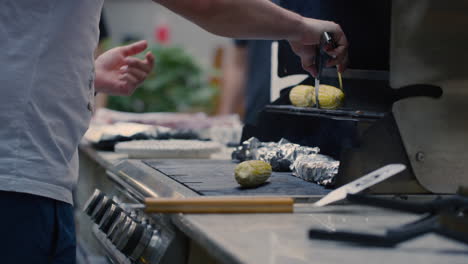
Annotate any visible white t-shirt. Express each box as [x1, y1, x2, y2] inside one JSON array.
[[0, 0, 104, 204]]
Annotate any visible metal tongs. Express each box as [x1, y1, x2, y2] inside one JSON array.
[[314, 32, 342, 109]]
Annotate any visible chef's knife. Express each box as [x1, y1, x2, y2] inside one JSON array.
[[313, 164, 406, 207]]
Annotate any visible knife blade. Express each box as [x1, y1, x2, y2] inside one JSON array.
[[313, 164, 406, 207]]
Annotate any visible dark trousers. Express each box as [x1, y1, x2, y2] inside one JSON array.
[[0, 191, 76, 264]]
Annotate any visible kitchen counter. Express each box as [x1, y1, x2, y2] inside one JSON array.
[[177, 207, 468, 264], [77, 144, 468, 264]]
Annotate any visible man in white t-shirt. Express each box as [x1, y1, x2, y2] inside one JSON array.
[[0, 0, 348, 262]]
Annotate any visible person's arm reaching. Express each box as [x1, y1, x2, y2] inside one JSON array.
[[153, 0, 348, 76]]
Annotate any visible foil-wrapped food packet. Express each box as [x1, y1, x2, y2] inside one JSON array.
[[232, 137, 339, 186], [231, 137, 261, 161], [255, 138, 320, 171], [291, 154, 339, 187]]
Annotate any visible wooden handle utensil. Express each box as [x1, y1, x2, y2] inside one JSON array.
[[144, 197, 294, 214]]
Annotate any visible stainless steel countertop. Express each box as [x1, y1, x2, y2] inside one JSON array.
[[79, 144, 468, 264], [177, 206, 468, 264]]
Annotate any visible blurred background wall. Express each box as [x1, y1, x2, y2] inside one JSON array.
[[103, 0, 230, 67]]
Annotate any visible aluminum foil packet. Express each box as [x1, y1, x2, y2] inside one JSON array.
[[232, 137, 320, 172], [232, 137, 339, 185], [292, 154, 339, 187], [231, 137, 262, 162]]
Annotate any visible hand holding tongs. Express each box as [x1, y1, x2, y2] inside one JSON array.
[[315, 32, 336, 78], [314, 32, 343, 109]]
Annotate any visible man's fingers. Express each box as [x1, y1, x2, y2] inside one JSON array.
[[145, 51, 155, 67], [324, 26, 347, 68], [325, 22, 347, 48], [338, 54, 349, 73], [301, 57, 317, 77], [121, 73, 139, 84], [117, 81, 136, 96], [303, 64, 317, 77], [121, 40, 148, 57], [114, 50, 154, 96], [117, 75, 140, 96], [298, 46, 318, 77], [124, 57, 153, 74], [124, 68, 148, 82], [334, 30, 348, 51], [326, 45, 347, 67], [289, 40, 321, 76]]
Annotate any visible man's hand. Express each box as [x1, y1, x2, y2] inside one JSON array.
[[288, 18, 348, 77], [154, 0, 348, 77], [94, 40, 155, 96]]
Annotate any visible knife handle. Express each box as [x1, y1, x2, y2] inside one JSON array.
[[144, 197, 294, 214]]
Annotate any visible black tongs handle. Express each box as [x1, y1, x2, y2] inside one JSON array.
[[346, 194, 432, 214], [315, 32, 336, 78], [346, 194, 468, 214]]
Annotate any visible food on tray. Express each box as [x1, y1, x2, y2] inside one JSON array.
[[312, 84, 345, 109], [289, 84, 344, 109], [292, 154, 339, 187], [234, 160, 272, 188], [289, 85, 314, 107], [231, 137, 320, 172]]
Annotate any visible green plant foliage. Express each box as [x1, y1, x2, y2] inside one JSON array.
[[108, 44, 218, 113]]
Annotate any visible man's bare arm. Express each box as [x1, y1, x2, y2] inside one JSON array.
[[153, 0, 348, 75], [154, 0, 302, 40]]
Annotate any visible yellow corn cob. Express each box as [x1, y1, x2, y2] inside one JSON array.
[[290, 84, 344, 110], [289, 85, 314, 107], [312, 84, 345, 109], [234, 160, 272, 188]]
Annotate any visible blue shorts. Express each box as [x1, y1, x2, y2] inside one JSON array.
[[0, 191, 76, 264]]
